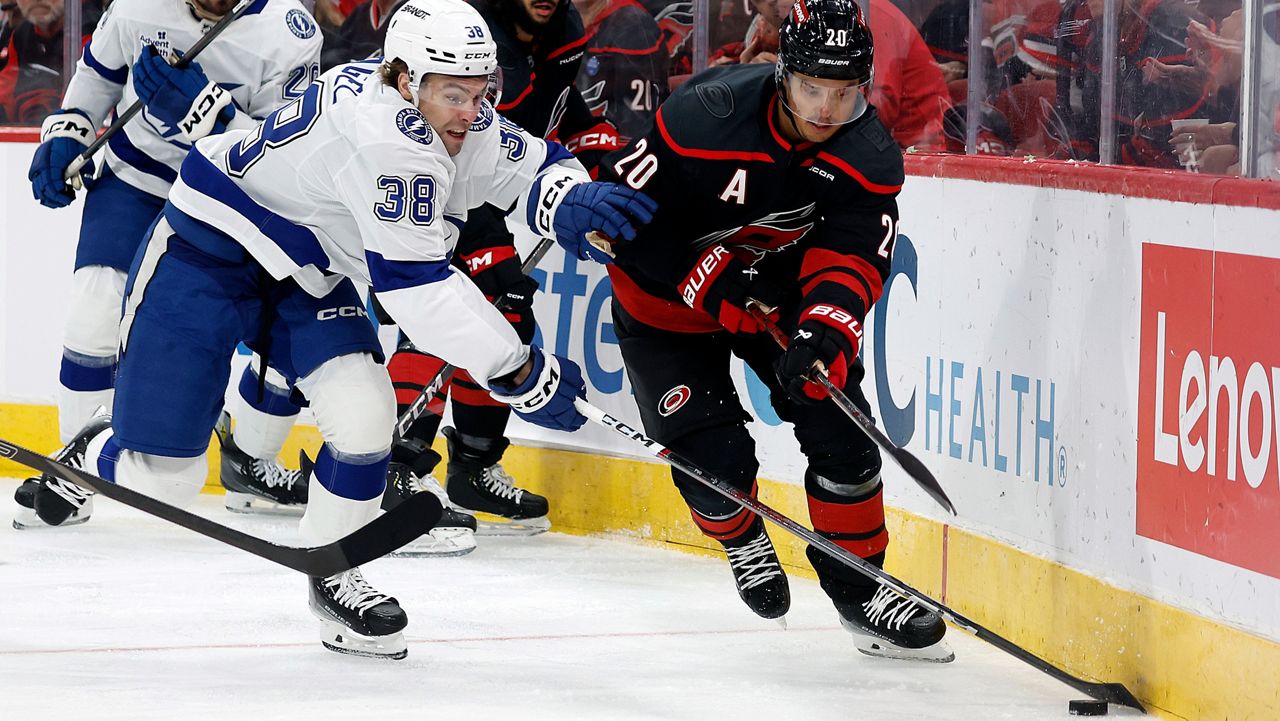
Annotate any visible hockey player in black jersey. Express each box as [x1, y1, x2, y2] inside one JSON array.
[[593, 0, 952, 661], [574, 0, 670, 142]]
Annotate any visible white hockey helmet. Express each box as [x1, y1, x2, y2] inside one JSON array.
[[383, 0, 499, 103]]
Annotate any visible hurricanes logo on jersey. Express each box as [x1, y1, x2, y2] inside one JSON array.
[[691, 203, 817, 264], [396, 108, 435, 145]]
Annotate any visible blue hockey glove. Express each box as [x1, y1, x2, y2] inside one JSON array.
[[132, 45, 234, 141], [29, 109, 96, 208], [490, 346, 587, 432], [552, 182, 657, 264]]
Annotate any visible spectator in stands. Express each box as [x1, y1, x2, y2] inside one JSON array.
[[1167, 7, 1244, 173], [573, 0, 669, 141], [739, 0, 948, 148], [320, 0, 405, 70], [0, 0, 100, 125], [1055, 0, 1209, 167]]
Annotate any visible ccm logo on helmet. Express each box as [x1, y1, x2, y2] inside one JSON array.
[[317, 306, 369, 321], [659, 385, 691, 416]]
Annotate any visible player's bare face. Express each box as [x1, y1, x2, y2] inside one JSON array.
[[419, 75, 490, 156], [516, 0, 559, 28]]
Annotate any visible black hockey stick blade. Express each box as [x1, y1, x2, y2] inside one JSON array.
[[820, 375, 958, 516], [887, 444, 957, 516], [745, 301, 957, 515], [0, 438, 440, 577], [577, 400, 1143, 713]]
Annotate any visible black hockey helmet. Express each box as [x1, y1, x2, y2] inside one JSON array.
[[776, 0, 874, 85], [776, 0, 874, 126]]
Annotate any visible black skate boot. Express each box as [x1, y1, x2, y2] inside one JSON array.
[[13, 477, 41, 509], [443, 427, 550, 536], [833, 580, 953, 662], [215, 412, 308, 516], [383, 438, 477, 557], [308, 567, 409, 659], [721, 519, 791, 621], [17, 412, 113, 529]]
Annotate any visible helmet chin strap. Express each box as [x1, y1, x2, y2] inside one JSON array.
[[775, 86, 807, 144]]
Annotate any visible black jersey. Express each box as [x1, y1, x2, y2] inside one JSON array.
[[471, 0, 595, 140], [576, 0, 668, 141], [600, 63, 903, 334]]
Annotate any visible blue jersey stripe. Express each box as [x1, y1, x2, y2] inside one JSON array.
[[82, 41, 128, 84], [179, 152, 330, 270], [539, 140, 575, 172], [109, 129, 179, 183], [365, 250, 453, 292]]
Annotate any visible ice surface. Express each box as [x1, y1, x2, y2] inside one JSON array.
[[0, 481, 1146, 720]]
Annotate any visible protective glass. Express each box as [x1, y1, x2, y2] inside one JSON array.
[[419, 75, 490, 115], [779, 68, 870, 127]]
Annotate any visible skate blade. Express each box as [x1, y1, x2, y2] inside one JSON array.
[[314, 616, 408, 660], [850, 633, 955, 663], [473, 513, 550, 537], [12, 501, 93, 530], [390, 527, 477, 558], [223, 492, 305, 517]]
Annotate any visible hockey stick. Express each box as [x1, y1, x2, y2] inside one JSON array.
[[0, 438, 440, 577], [575, 400, 1144, 712], [392, 235, 557, 441], [747, 301, 957, 516], [62, 0, 255, 181]]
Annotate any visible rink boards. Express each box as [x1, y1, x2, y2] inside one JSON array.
[[2, 137, 1279, 720]]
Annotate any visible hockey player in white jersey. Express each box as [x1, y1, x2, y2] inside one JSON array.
[[31, 0, 656, 659], [18, 0, 323, 526]]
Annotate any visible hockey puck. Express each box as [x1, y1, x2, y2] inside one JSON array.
[[1068, 699, 1108, 716]]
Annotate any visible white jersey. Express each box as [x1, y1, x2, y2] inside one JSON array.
[[63, 0, 321, 198], [167, 60, 591, 384]]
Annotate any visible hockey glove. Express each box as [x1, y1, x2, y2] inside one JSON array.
[[29, 109, 96, 208], [774, 304, 863, 403], [680, 244, 785, 335], [460, 244, 539, 313], [562, 120, 622, 174], [490, 346, 587, 432], [552, 181, 657, 264], [132, 45, 234, 142]]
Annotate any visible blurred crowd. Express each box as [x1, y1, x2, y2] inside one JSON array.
[[2, 0, 1276, 176]]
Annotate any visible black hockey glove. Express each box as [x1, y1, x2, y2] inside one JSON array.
[[680, 244, 786, 334], [774, 304, 863, 403]]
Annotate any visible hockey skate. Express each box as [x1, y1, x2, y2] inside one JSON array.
[[14, 412, 112, 529], [835, 580, 954, 662], [383, 454, 477, 558], [720, 519, 791, 621], [214, 412, 308, 516], [308, 568, 409, 659], [443, 427, 550, 536]]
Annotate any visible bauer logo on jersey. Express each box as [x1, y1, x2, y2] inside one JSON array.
[[658, 385, 692, 416], [396, 108, 435, 145], [286, 9, 317, 39]]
